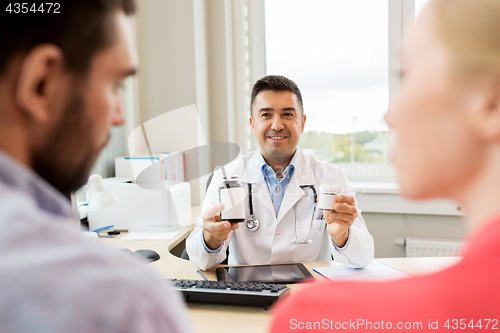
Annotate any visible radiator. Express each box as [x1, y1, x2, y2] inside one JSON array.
[[405, 237, 466, 258]]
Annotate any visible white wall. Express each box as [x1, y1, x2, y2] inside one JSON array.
[[364, 213, 466, 258], [133, 0, 208, 204]]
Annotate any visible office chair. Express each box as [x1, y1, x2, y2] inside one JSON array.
[[181, 173, 230, 265]]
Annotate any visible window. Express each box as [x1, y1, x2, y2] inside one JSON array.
[[265, 0, 389, 164]]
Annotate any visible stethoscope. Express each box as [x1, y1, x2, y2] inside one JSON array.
[[245, 183, 319, 245], [246, 183, 260, 231], [292, 185, 317, 244]]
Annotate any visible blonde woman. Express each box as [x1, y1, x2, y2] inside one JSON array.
[[271, 0, 500, 330]]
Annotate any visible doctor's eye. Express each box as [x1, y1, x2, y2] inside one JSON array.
[[261, 113, 271, 118]]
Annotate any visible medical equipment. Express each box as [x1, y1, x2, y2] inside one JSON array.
[[245, 183, 319, 243], [246, 183, 260, 231], [291, 185, 318, 244]]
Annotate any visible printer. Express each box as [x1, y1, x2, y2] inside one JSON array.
[[87, 177, 191, 232]]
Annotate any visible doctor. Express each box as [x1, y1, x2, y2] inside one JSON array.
[[186, 75, 374, 271]]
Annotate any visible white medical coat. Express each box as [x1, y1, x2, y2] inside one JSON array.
[[186, 148, 374, 271]]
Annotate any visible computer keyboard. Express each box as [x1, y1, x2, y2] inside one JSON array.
[[169, 279, 291, 308]]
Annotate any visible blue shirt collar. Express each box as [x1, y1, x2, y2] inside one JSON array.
[[258, 149, 298, 180]]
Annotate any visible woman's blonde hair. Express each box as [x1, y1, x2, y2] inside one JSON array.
[[430, 0, 500, 76]]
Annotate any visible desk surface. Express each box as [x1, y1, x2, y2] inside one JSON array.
[[99, 206, 462, 333]]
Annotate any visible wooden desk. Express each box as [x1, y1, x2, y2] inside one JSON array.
[[100, 206, 462, 333]]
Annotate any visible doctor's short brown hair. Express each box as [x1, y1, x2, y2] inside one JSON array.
[[0, 0, 136, 77], [250, 75, 304, 117]]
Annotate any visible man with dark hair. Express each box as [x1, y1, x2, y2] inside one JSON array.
[[0, 2, 191, 332], [250, 75, 304, 114], [186, 75, 374, 271]]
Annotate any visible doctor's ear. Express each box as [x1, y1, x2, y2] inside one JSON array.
[[300, 113, 306, 133], [249, 116, 256, 134], [15, 44, 66, 124]]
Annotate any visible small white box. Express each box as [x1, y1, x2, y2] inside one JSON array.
[[87, 178, 191, 232], [115, 156, 164, 180]]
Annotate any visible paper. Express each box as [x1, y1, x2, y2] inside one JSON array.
[[121, 231, 179, 240], [313, 261, 409, 281]]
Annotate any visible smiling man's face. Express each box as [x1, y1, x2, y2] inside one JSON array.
[[250, 90, 306, 163]]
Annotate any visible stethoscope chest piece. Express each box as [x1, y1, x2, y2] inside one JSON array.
[[246, 216, 260, 231]]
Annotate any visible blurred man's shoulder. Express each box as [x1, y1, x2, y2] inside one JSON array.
[[0, 197, 189, 332]]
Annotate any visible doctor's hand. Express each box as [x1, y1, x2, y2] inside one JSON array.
[[323, 195, 358, 248], [202, 203, 239, 250]]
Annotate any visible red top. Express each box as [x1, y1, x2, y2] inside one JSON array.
[[270, 217, 500, 332]]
